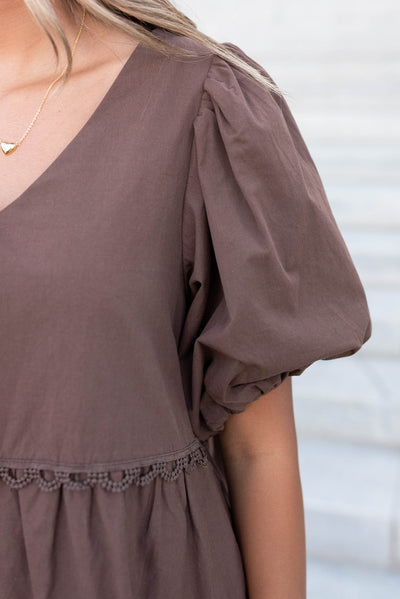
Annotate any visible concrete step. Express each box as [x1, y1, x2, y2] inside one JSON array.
[[292, 354, 399, 448], [307, 557, 400, 599], [305, 287, 399, 358], [306, 143, 400, 182], [362, 287, 400, 357], [338, 230, 400, 288], [325, 184, 400, 231], [189, 0, 400, 63], [282, 105, 400, 146], [297, 436, 400, 569], [268, 60, 400, 110], [287, 102, 400, 143]]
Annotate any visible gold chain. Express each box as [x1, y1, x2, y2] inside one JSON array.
[[0, 7, 86, 157]]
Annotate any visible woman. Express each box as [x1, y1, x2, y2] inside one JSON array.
[[0, 1, 371, 598]]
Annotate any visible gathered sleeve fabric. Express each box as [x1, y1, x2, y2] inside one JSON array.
[[179, 43, 372, 442]]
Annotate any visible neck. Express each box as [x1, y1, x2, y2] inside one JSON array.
[[0, 0, 86, 83]]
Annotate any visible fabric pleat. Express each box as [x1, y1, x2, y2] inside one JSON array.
[[180, 43, 371, 440]]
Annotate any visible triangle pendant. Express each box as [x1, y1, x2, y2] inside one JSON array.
[[1, 141, 17, 155]]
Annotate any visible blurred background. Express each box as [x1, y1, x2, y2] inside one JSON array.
[[180, 1, 400, 596]]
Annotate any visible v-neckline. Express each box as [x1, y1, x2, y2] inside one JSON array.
[[0, 30, 157, 220]]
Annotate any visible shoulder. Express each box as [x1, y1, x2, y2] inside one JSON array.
[[152, 26, 269, 74], [151, 28, 281, 118], [152, 26, 211, 52]]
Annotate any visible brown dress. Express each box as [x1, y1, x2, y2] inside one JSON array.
[[0, 27, 371, 599]]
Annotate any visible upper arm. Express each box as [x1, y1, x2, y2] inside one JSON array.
[[217, 376, 298, 461]]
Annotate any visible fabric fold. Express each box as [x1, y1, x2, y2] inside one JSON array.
[[180, 43, 372, 440], [0, 452, 247, 598]]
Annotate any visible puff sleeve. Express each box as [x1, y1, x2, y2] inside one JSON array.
[[179, 43, 372, 442]]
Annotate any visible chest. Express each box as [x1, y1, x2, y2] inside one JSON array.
[[0, 77, 126, 210], [0, 122, 190, 279], [0, 36, 145, 211], [0, 47, 202, 341], [0, 96, 195, 334], [0, 123, 75, 210]]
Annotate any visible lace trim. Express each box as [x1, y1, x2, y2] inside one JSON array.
[[0, 442, 209, 493]]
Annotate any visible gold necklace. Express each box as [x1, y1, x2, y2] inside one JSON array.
[[0, 7, 86, 157]]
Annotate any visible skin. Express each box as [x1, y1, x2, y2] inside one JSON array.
[[1, 2, 307, 596], [218, 376, 307, 599], [0, 0, 140, 209]]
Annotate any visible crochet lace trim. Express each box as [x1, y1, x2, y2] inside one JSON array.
[[0, 441, 209, 493]]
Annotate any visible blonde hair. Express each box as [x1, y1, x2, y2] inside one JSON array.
[[24, 0, 287, 98]]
